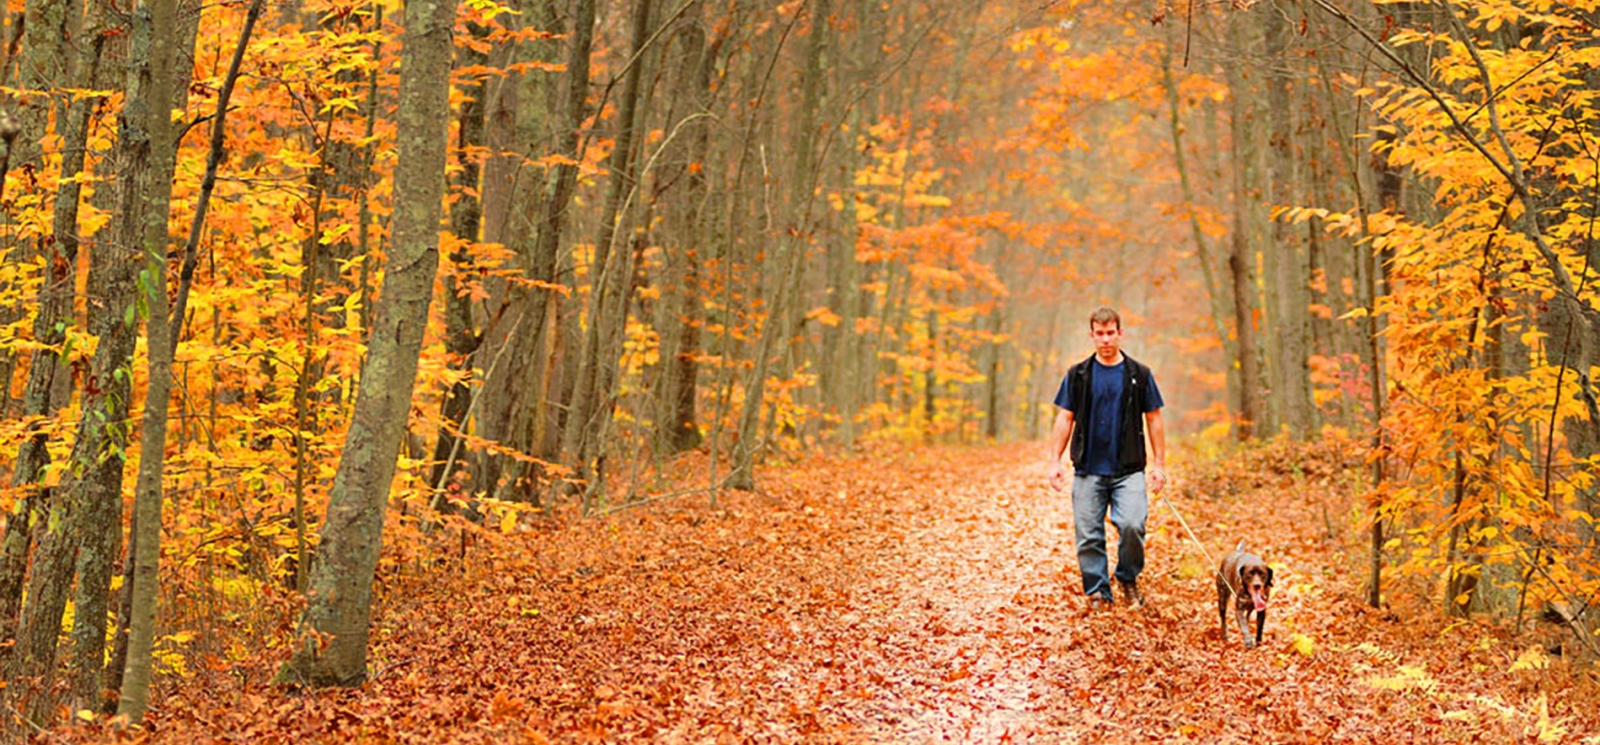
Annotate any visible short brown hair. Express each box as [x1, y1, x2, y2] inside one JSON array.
[[1089, 306, 1121, 330]]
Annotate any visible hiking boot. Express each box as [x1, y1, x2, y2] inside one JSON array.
[[1086, 594, 1113, 613], [1119, 580, 1145, 607]]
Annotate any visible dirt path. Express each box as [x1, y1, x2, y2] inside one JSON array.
[[117, 442, 1597, 744], [776, 449, 1081, 741], [706, 441, 1596, 743]]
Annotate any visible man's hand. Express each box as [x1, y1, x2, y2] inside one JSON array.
[[1148, 467, 1168, 495], [1048, 463, 1068, 492]]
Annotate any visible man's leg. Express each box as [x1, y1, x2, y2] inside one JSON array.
[[1071, 475, 1113, 600], [1109, 472, 1150, 592]]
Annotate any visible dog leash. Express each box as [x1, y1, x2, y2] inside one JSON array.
[[1155, 486, 1216, 568], [1154, 484, 1239, 603]]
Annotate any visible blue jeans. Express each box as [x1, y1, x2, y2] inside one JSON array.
[[1071, 472, 1148, 599]]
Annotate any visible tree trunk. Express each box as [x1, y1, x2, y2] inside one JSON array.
[[428, 15, 491, 501], [0, 0, 79, 412], [653, 4, 715, 456], [729, 0, 831, 490], [1226, 10, 1263, 440], [119, 0, 260, 721], [468, 0, 555, 503], [1161, 31, 1236, 428], [13, 7, 151, 722], [0, 0, 108, 676], [276, 0, 454, 687], [472, 0, 593, 501], [10, 0, 197, 721], [562, 0, 656, 509], [112, 0, 178, 716], [1266, 0, 1314, 438], [821, 0, 882, 446], [984, 302, 1003, 440]]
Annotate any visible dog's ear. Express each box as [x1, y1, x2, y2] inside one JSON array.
[[1265, 566, 1275, 588], [1237, 564, 1249, 590]]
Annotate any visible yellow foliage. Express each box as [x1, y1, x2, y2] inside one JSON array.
[[1290, 634, 1316, 657], [1508, 646, 1550, 673]]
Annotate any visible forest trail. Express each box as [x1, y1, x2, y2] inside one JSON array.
[[98, 442, 1595, 744]]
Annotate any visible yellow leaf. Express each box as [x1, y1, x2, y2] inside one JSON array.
[[904, 193, 952, 208], [76, 710, 96, 722], [319, 223, 354, 245], [1290, 634, 1316, 657], [320, 96, 360, 115], [500, 509, 517, 534], [1364, 665, 1437, 693], [806, 306, 842, 327], [1532, 694, 1568, 743], [1509, 646, 1550, 672]]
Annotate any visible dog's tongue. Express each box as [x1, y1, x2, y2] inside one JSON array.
[[1251, 589, 1267, 612]]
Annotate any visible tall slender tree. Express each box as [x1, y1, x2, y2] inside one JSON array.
[[1225, 8, 1264, 440], [471, 0, 595, 502], [119, 0, 263, 720], [562, 0, 657, 508], [278, 0, 456, 686], [729, 0, 832, 490], [0, 0, 108, 676], [653, 1, 716, 456], [1265, 0, 1314, 437], [428, 10, 492, 502]]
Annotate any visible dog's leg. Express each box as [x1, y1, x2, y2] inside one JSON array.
[[1235, 605, 1255, 649], [1254, 608, 1266, 646]]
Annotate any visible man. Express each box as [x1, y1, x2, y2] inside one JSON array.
[[1047, 306, 1167, 610]]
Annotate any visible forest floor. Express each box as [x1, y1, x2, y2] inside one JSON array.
[[48, 440, 1600, 743]]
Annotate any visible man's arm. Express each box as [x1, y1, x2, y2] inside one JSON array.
[[1048, 408, 1074, 491], [1145, 408, 1167, 493]]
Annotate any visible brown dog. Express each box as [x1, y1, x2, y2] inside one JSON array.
[[1217, 542, 1274, 648]]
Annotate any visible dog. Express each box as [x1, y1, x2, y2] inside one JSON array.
[[1217, 542, 1274, 648]]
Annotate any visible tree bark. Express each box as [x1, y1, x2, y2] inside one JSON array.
[[1265, 0, 1314, 438], [428, 13, 491, 502], [653, 3, 715, 455], [277, 0, 454, 687], [1226, 9, 1263, 440], [729, 0, 832, 490], [984, 302, 1003, 440], [472, 0, 593, 502], [13, 4, 153, 722], [562, 0, 656, 509], [0, 0, 79, 412], [118, 0, 260, 721], [0, 0, 107, 676]]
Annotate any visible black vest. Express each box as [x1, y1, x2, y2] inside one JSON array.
[[1065, 353, 1152, 477]]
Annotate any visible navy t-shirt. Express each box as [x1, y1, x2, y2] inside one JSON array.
[[1053, 357, 1165, 476]]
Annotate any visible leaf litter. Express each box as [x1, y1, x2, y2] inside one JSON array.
[[43, 440, 1600, 743]]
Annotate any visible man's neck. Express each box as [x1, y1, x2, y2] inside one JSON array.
[[1095, 351, 1124, 366]]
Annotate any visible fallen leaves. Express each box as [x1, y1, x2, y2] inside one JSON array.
[[32, 441, 1600, 743]]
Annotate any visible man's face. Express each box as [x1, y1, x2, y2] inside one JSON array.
[[1091, 320, 1122, 359]]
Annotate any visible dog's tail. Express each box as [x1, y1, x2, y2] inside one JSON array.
[[1235, 539, 1246, 553]]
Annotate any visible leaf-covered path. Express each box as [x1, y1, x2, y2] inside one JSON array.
[[80, 442, 1596, 743]]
